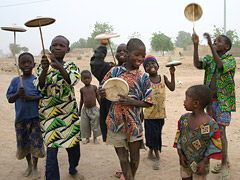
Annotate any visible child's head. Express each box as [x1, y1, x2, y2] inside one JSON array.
[[115, 43, 127, 65], [81, 70, 92, 86], [18, 52, 35, 75], [143, 55, 159, 75], [50, 35, 70, 60], [184, 85, 213, 111], [214, 35, 232, 53], [126, 38, 146, 69]]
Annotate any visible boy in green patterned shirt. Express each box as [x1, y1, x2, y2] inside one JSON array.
[[192, 32, 235, 180]]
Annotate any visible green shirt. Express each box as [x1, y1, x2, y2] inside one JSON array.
[[200, 54, 236, 112]]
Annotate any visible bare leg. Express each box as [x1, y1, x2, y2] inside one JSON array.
[[148, 148, 155, 160], [129, 141, 141, 178], [115, 147, 134, 180], [32, 157, 41, 179], [82, 138, 90, 144], [23, 154, 32, 177], [153, 149, 160, 161], [219, 125, 230, 180]]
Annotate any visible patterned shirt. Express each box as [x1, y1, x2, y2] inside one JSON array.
[[34, 62, 81, 148], [200, 54, 236, 112], [173, 114, 222, 174], [100, 64, 153, 137]]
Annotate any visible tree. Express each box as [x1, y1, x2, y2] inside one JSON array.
[[70, 38, 87, 50], [128, 32, 141, 40], [9, 43, 21, 56], [212, 25, 240, 48], [150, 32, 174, 55], [175, 31, 192, 50], [21, 47, 29, 52], [40, 49, 50, 55]]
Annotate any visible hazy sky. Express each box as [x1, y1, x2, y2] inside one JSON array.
[[0, 0, 239, 55]]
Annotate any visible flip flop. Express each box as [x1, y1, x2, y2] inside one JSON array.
[[212, 163, 231, 174], [219, 171, 230, 180], [153, 162, 160, 170], [115, 171, 122, 178]]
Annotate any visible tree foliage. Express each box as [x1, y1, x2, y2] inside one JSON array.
[[40, 49, 50, 55], [128, 32, 141, 40], [175, 31, 192, 50], [9, 44, 22, 56], [212, 25, 240, 48], [150, 32, 174, 55]]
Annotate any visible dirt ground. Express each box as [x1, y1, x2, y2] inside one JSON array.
[[0, 55, 239, 180]]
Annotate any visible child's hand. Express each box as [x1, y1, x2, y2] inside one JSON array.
[[41, 55, 49, 71], [169, 66, 175, 75], [203, 33, 212, 46], [196, 158, 208, 175], [21, 94, 32, 102], [192, 33, 199, 44], [179, 154, 188, 168], [49, 54, 62, 70], [98, 88, 106, 99], [100, 39, 109, 46], [17, 87, 25, 96], [118, 94, 133, 106]]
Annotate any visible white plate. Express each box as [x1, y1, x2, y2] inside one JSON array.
[[1, 25, 26, 32], [102, 77, 129, 101], [95, 33, 120, 40], [166, 60, 182, 67]]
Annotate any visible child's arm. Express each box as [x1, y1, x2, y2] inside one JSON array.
[[204, 33, 223, 70], [192, 33, 202, 69], [8, 87, 24, 103], [196, 157, 209, 175], [78, 88, 84, 116], [38, 55, 49, 89], [177, 148, 188, 168], [164, 66, 175, 91], [21, 94, 41, 102], [95, 85, 101, 105], [118, 94, 152, 108]]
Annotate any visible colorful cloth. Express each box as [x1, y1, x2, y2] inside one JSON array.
[[34, 62, 81, 148], [100, 64, 153, 137], [15, 117, 45, 160], [144, 75, 166, 119], [200, 54, 236, 112], [173, 113, 222, 174], [207, 99, 231, 126], [6, 75, 40, 123]]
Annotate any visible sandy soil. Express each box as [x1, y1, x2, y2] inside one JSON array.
[[0, 55, 239, 180]]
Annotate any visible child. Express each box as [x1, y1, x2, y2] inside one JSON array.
[[143, 55, 175, 170], [79, 70, 101, 144], [6, 52, 45, 180], [33, 35, 84, 180], [90, 39, 127, 142], [192, 33, 235, 179], [174, 85, 222, 180], [99, 38, 153, 180]]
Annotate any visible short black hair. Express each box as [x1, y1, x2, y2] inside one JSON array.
[[219, 35, 232, 51], [187, 85, 213, 108], [18, 52, 34, 62], [81, 70, 91, 77], [52, 35, 70, 47], [126, 38, 145, 52]]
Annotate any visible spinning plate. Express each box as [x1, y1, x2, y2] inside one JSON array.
[[166, 60, 182, 67], [184, 3, 203, 21], [95, 33, 120, 40], [1, 25, 26, 32], [102, 77, 129, 101], [25, 17, 55, 27]]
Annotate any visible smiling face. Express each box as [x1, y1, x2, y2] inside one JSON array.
[[115, 44, 127, 65], [19, 54, 35, 76], [144, 60, 159, 76], [127, 46, 146, 70], [213, 36, 229, 54], [50, 36, 70, 60]]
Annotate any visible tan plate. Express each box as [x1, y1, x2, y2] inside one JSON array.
[[102, 77, 129, 101], [1, 25, 26, 32], [25, 17, 55, 27], [166, 60, 182, 67], [95, 33, 120, 40]]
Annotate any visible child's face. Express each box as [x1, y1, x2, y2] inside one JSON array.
[[50, 37, 70, 59], [213, 36, 229, 53], [145, 61, 159, 75], [81, 74, 92, 86], [184, 91, 195, 111], [19, 55, 35, 75], [127, 46, 146, 69], [116, 44, 127, 64]]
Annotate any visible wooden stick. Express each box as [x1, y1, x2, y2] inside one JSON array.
[[38, 21, 45, 56], [14, 31, 23, 87], [108, 39, 117, 66]]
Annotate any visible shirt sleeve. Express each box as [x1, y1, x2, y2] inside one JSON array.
[[99, 67, 113, 87], [173, 118, 182, 149], [141, 73, 153, 104], [65, 62, 81, 87], [6, 78, 17, 100], [222, 55, 236, 74]]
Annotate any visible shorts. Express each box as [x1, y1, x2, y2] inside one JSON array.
[[106, 130, 145, 150], [180, 166, 207, 180], [207, 99, 231, 126], [15, 117, 45, 160]]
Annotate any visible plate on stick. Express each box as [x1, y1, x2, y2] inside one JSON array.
[[102, 77, 129, 101], [95, 33, 120, 40], [166, 60, 182, 67]]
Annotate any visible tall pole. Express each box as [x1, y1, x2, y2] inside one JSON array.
[[224, 0, 226, 35]]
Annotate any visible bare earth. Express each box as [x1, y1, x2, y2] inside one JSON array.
[[0, 55, 239, 180]]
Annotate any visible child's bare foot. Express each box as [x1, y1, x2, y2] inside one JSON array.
[[94, 137, 99, 144], [147, 151, 155, 161], [22, 166, 32, 177], [32, 167, 41, 180], [70, 172, 85, 180], [82, 138, 90, 144]]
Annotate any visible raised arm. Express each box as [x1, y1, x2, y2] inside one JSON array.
[[192, 33, 202, 69], [165, 66, 175, 91]]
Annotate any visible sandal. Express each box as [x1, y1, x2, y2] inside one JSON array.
[[153, 162, 160, 170], [219, 171, 230, 180], [115, 171, 122, 178], [212, 163, 230, 174]]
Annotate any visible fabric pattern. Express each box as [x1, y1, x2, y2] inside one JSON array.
[[34, 62, 81, 148], [200, 54, 236, 112], [100, 64, 153, 137], [173, 113, 222, 175]]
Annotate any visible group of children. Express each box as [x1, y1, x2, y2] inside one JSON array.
[[6, 31, 235, 180]]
